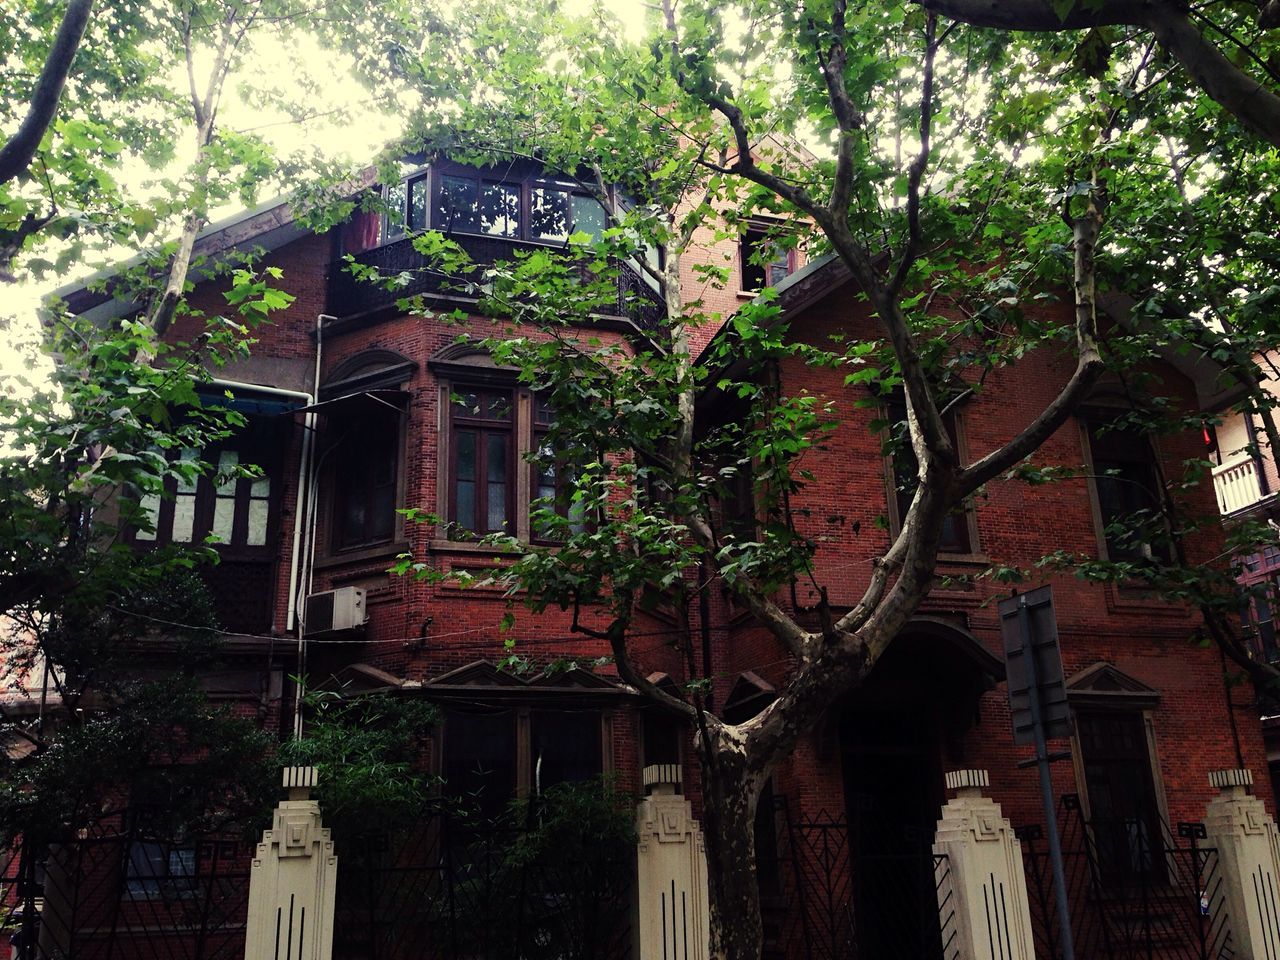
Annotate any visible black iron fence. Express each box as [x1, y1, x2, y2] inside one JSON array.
[[1, 825, 252, 960], [3, 797, 633, 960], [331, 805, 634, 960], [1016, 795, 1233, 960], [761, 798, 957, 960], [327, 233, 667, 333]]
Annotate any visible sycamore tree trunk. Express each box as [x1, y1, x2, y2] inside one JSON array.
[[699, 720, 767, 960]]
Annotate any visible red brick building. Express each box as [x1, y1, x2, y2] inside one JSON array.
[[51, 157, 1274, 959]]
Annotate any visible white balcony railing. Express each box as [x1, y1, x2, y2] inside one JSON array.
[[1213, 457, 1266, 515]]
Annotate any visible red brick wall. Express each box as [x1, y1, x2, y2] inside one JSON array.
[[154, 208, 1269, 841]]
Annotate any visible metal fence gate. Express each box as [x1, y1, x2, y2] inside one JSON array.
[[331, 808, 633, 960], [760, 797, 956, 960], [1, 826, 252, 960], [1016, 794, 1233, 960]]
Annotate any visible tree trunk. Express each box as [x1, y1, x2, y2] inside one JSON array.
[[699, 723, 766, 960]]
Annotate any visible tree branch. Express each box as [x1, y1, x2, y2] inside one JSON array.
[[956, 191, 1105, 493], [0, 0, 94, 188], [887, 12, 937, 298], [918, 0, 1280, 148]]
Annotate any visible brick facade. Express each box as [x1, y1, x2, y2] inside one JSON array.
[[58, 163, 1276, 953]]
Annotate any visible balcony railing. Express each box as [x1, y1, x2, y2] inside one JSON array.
[[1213, 456, 1267, 515], [327, 234, 666, 334]]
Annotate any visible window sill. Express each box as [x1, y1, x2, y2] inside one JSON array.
[[317, 541, 409, 569], [935, 552, 989, 567], [430, 539, 523, 557]]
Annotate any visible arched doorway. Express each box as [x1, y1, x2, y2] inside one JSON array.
[[839, 618, 1003, 960]]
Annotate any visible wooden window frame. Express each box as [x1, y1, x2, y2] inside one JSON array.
[[381, 170, 430, 243], [1079, 416, 1171, 564], [130, 429, 281, 559], [739, 222, 796, 294], [330, 408, 404, 552], [881, 398, 982, 558], [447, 385, 516, 538]]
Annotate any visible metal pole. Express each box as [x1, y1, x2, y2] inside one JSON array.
[[1019, 594, 1076, 960]]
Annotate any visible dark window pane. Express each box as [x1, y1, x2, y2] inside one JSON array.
[[385, 182, 407, 239], [438, 175, 479, 233], [1088, 422, 1167, 561], [407, 176, 428, 231], [486, 434, 507, 483], [530, 186, 570, 241], [487, 392, 512, 421], [480, 182, 520, 237], [456, 431, 477, 480], [444, 710, 516, 820], [334, 409, 400, 549], [530, 710, 601, 792], [741, 228, 791, 291], [571, 194, 608, 240]]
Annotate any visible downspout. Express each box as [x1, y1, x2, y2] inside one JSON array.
[[291, 313, 334, 738]]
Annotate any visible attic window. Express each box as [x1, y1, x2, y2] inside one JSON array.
[[741, 226, 793, 292]]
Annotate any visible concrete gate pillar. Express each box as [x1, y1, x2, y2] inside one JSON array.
[[932, 769, 1036, 960], [634, 763, 710, 960], [1203, 768, 1280, 960], [244, 767, 337, 960]]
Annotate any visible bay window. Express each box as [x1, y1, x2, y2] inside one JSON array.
[[133, 423, 278, 553]]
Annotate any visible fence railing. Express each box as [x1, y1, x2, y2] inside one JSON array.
[[762, 797, 956, 960], [331, 804, 634, 960], [1213, 457, 1266, 516], [1016, 795, 1233, 960], [2, 826, 253, 960], [327, 233, 667, 334]]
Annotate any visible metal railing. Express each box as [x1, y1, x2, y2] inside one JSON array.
[[2, 828, 252, 960], [1016, 795, 1233, 960], [327, 234, 667, 334], [762, 797, 956, 960], [332, 805, 633, 960]]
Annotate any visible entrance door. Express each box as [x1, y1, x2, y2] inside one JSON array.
[[841, 708, 945, 960]]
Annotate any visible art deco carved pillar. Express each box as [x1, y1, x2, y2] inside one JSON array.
[[932, 769, 1036, 960], [1203, 768, 1280, 960], [634, 763, 710, 960], [244, 767, 338, 960]]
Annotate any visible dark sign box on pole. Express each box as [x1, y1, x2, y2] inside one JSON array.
[[1000, 584, 1072, 745], [998, 584, 1076, 960]]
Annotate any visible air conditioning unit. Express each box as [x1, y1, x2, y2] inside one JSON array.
[[304, 587, 367, 635]]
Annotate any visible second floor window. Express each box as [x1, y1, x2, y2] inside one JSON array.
[[134, 433, 276, 553], [1085, 420, 1170, 562], [741, 226, 794, 292], [449, 387, 513, 535], [530, 395, 588, 541], [333, 410, 400, 550], [886, 397, 973, 554]]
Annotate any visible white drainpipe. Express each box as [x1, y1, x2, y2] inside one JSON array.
[[291, 314, 334, 738]]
